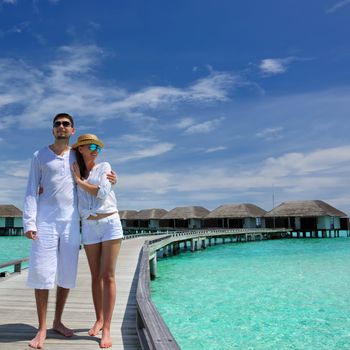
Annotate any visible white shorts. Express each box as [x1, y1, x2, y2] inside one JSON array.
[[27, 220, 80, 290], [82, 213, 123, 245]]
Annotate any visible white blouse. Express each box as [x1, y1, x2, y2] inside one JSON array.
[[77, 162, 118, 220]]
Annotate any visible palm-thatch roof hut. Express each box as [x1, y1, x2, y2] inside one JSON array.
[[0, 204, 23, 235], [135, 209, 168, 230], [264, 200, 348, 233], [160, 206, 210, 229], [119, 210, 139, 228], [205, 203, 267, 229]]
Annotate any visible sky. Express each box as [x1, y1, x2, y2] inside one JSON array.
[[1, 0, 350, 215]]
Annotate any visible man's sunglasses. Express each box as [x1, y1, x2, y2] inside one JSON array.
[[53, 121, 71, 128], [89, 144, 101, 153]]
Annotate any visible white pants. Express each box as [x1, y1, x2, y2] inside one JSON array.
[[27, 220, 80, 289]]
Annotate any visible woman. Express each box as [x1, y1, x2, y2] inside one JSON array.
[[71, 134, 123, 349]]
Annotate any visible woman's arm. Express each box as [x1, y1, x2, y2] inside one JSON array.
[[71, 162, 99, 197], [96, 163, 113, 200]]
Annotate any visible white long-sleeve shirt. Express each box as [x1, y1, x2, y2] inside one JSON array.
[[23, 146, 79, 232], [77, 162, 119, 220]]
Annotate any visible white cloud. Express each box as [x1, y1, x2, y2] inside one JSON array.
[[183, 117, 225, 135], [112, 142, 175, 163], [113, 144, 350, 213], [0, 22, 30, 37], [0, 160, 30, 208], [2, 0, 17, 4], [260, 145, 350, 177], [175, 118, 195, 129], [327, 0, 350, 13], [4, 143, 350, 214], [256, 127, 284, 141], [205, 146, 227, 153], [0, 45, 236, 128], [259, 57, 295, 75]]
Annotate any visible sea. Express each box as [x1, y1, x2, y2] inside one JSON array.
[[0, 236, 31, 272], [2, 234, 350, 349], [151, 236, 350, 350]]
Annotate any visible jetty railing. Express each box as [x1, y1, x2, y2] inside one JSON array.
[[136, 237, 180, 350], [0, 257, 28, 277]]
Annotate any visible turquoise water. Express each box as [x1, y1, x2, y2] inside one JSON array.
[[0, 236, 31, 272], [151, 238, 350, 350]]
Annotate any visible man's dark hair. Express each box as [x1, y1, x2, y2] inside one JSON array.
[[53, 113, 74, 127]]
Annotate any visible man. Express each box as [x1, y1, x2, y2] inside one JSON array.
[[23, 113, 116, 349]]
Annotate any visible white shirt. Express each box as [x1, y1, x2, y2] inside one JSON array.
[[23, 147, 79, 232], [77, 162, 118, 220]]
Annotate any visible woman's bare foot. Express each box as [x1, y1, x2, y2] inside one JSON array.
[[52, 321, 74, 337], [28, 329, 46, 349], [88, 320, 103, 336], [100, 328, 112, 348]]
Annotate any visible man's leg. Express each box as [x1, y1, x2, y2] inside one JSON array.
[[29, 289, 48, 349], [53, 221, 80, 337], [52, 286, 74, 337]]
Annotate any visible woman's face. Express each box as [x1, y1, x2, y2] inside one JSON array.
[[78, 143, 101, 161]]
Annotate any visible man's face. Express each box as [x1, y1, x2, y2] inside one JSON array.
[[52, 117, 75, 140]]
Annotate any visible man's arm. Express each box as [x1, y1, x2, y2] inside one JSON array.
[[106, 170, 117, 185], [23, 153, 41, 237]]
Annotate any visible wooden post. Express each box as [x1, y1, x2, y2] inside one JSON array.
[[150, 256, 157, 280], [14, 263, 21, 273]]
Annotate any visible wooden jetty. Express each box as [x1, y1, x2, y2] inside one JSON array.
[[0, 226, 340, 350], [0, 236, 157, 350]]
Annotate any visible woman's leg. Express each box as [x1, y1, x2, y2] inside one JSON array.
[[100, 238, 122, 348], [84, 243, 104, 336]]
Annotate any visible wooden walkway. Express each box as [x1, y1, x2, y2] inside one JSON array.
[[0, 236, 154, 350]]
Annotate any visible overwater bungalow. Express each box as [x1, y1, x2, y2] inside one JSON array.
[[135, 208, 168, 231], [119, 210, 139, 229], [204, 203, 267, 229], [159, 206, 210, 230], [264, 200, 349, 237], [0, 204, 23, 236]]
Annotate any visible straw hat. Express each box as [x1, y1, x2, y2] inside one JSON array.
[[71, 134, 104, 149]]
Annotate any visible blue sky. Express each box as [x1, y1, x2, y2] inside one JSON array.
[[1, 0, 350, 214]]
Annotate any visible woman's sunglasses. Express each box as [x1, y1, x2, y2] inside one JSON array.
[[89, 144, 101, 153]]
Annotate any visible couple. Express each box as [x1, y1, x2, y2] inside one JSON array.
[[23, 113, 123, 349]]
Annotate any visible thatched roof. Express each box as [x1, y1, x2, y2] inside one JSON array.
[[206, 204, 267, 218], [161, 206, 210, 220], [118, 210, 139, 220], [135, 209, 168, 220], [0, 205, 22, 217], [265, 200, 347, 217]]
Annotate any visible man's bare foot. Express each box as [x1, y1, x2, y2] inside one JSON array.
[[28, 329, 46, 349], [100, 329, 112, 348], [52, 321, 74, 337], [88, 320, 103, 336]]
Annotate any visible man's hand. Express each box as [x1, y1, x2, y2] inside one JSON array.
[[25, 231, 37, 240], [71, 162, 81, 183], [107, 170, 118, 185]]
